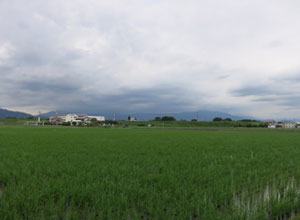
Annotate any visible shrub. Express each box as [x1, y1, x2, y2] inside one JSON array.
[[161, 116, 176, 121], [213, 117, 222, 121]]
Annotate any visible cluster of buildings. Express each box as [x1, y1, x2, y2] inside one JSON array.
[[128, 116, 137, 121], [265, 120, 300, 128], [49, 114, 105, 125]]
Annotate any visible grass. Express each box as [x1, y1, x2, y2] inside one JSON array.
[[1, 127, 300, 219]]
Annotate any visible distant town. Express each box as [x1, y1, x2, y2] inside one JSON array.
[[264, 120, 300, 129], [20, 112, 300, 129]]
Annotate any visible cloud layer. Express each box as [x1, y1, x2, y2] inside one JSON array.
[[1, 0, 300, 118]]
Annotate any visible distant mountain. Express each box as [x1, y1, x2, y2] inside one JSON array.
[[38, 111, 57, 118], [110, 111, 250, 121], [0, 108, 32, 119], [41, 110, 252, 121]]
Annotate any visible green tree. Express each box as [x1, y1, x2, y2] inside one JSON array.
[[162, 116, 176, 121], [90, 118, 98, 125], [213, 117, 222, 121]]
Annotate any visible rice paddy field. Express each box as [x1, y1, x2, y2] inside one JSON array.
[[1, 127, 300, 219]]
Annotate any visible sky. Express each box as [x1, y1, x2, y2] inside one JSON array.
[[1, 0, 300, 119]]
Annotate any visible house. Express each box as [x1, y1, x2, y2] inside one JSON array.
[[283, 122, 296, 128], [49, 114, 67, 124], [49, 114, 105, 125], [128, 116, 137, 121], [76, 114, 89, 121], [266, 120, 300, 129], [265, 120, 275, 125], [65, 114, 79, 122], [276, 122, 284, 128], [268, 124, 276, 128]]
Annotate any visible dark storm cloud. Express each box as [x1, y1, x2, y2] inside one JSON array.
[[61, 86, 195, 113], [231, 72, 300, 98], [1, 71, 195, 113], [230, 73, 300, 112], [0, 73, 87, 110]]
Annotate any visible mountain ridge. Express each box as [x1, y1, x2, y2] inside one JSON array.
[[0, 108, 32, 119], [39, 110, 253, 121]]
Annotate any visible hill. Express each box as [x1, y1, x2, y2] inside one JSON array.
[[0, 108, 32, 119]]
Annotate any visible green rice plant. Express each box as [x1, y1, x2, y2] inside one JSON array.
[[1, 127, 300, 219]]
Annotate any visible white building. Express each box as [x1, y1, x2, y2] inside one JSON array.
[[88, 116, 105, 121], [266, 121, 299, 129], [283, 122, 296, 128], [49, 114, 67, 124], [65, 114, 80, 122], [50, 114, 104, 124], [268, 124, 276, 128], [128, 116, 137, 121]]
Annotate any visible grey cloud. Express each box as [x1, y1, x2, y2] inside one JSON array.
[[230, 86, 274, 97], [230, 79, 297, 97], [217, 75, 230, 80], [63, 86, 196, 113], [252, 97, 278, 102], [2, 0, 300, 118], [7, 40, 84, 69], [275, 96, 300, 107], [0, 72, 196, 113], [230, 79, 300, 115], [276, 74, 300, 83], [20, 80, 80, 93], [13, 50, 49, 67]]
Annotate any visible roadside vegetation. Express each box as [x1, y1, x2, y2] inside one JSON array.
[[0, 117, 267, 128], [119, 117, 266, 128]]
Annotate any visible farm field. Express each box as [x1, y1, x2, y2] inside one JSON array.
[[1, 127, 300, 219]]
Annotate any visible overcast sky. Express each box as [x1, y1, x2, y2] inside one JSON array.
[[1, 0, 300, 118]]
